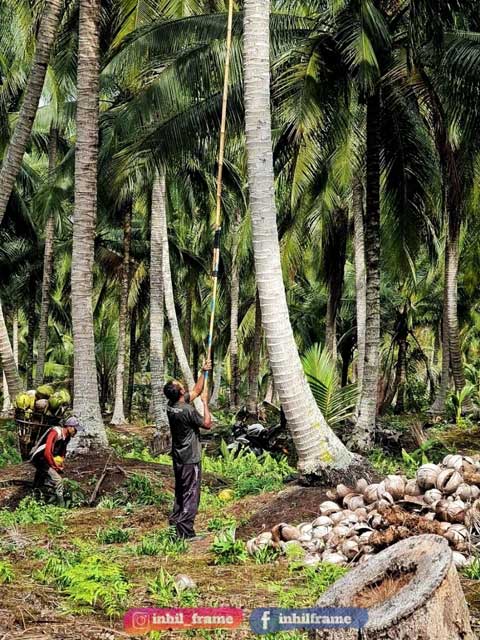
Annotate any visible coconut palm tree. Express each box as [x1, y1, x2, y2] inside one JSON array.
[[161, 174, 203, 413], [111, 202, 132, 424], [71, 0, 107, 449], [150, 171, 170, 450], [353, 176, 366, 398], [0, 0, 64, 226], [243, 0, 353, 474], [35, 128, 59, 387]]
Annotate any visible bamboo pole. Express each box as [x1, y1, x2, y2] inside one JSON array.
[[204, 0, 235, 392]]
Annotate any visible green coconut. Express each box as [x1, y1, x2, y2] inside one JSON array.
[[15, 393, 33, 411], [49, 393, 64, 412], [36, 384, 55, 399], [57, 389, 71, 405]]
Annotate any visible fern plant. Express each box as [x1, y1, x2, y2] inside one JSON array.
[[302, 343, 358, 425]]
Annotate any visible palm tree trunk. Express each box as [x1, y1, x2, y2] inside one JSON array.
[[394, 337, 408, 414], [325, 208, 348, 361], [430, 268, 450, 414], [354, 91, 381, 451], [26, 292, 35, 389], [446, 214, 468, 395], [160, 174, 203, 414], [182, 285, 193, 366], [243, 0, 352, 474], [325, 296, 337, 362], [111, 204, 132, 425], [2, 309, 18, 412], [35, 128, 58, 388], [2, 373, 10, 413], [0, 0, 63, 226], [353, 177, 367, 398], [0, 303, 21, 399], [230, 211, 241, 410], [150, 172, 170, 452], [210, 360, 223, 409], [71, 0, 107, 450], [126, 310, 137, 419], [246, 290, 262, 415]]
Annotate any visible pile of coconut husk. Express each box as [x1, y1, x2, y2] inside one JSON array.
[[246, 454, 480, 569]]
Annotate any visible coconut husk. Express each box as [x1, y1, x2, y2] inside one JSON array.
[[463, 471, 480, 486], [375, 504, 448, 538], [370, 525, 411, 548]]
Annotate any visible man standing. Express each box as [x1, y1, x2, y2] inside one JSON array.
[[164, 362, 212, 540], [30, 416, 80, 506]]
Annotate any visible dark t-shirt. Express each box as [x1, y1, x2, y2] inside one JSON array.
[[167, 393, 204, 464]]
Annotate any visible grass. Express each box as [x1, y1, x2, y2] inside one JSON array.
[[0, 496, 66, 527], [268, 563, 348, 608], [96, 526, 131, 545], [134, 527, 188, 557]]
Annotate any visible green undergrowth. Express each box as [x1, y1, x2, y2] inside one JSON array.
[[202, 441, 293, 497], [134, 526, 188, 557], [112, 425, 293, 497], [147, 567, 198, 606], [210, 527, 248, 565], [34, 541, 131, 617], [0, 496, 67, 528], [0, 422, 22, 468], [0, 560, 14, 584], [268, 563, 348, 608]]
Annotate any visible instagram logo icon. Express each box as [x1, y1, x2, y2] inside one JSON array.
[[124, 609, 152, 633]]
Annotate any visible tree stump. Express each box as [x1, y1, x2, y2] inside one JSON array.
[[311, 534, 474, 640]]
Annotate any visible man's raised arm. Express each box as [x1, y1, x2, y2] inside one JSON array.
[[189, 359, 212, 402]]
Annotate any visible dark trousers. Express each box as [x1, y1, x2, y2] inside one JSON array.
[[32, 462, 65, 506], [169, 462, 201, 538]]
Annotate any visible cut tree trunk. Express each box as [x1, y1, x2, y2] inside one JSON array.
[[354, 91, 381, 452], [353, 177, 366, 399], [311, 535, 473, 640], [0, 0, 64, 226], [243, 0, 353, 474], [150, 172, 170, 453], [35, 128, 58, 388], [111, 204, 133, 425], [71, 0, 108, 451], [246, 291, 262, 415]]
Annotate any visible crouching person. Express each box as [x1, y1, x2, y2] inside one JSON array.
[[164, 361, 212, 541], [30, 416, 80, 506]]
